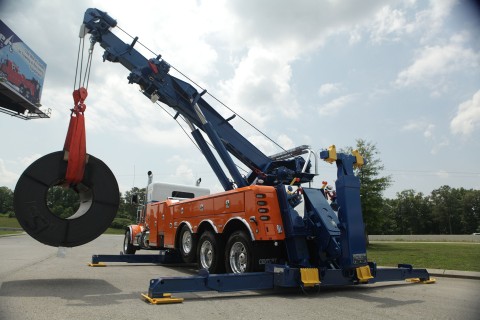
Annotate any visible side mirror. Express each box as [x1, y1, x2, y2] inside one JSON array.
[[131, 194, 139, 204]]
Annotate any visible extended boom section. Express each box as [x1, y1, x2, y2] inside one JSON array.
[[82, 8, 312, 189]]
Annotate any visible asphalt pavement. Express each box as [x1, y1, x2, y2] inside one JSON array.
[[2, 232, 480, 280], [1, 234, 479, 320]]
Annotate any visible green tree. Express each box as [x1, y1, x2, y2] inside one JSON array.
[[377, 198, 399, 234], [393, 189, 431, 234], [462, 189, 480, 233], [114, 187, 146, 227], [430, 186, 465, 234], [0, 186, 14, 215], [343, 139, 392, 234], [46, 186, 80, 219]]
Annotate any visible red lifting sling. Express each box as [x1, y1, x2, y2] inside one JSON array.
[[63, 87, 88, 184]]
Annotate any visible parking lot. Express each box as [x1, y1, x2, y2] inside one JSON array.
[[1, 234, 479, 320]]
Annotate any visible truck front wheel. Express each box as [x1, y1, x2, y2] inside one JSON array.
[[197, 231, 224, 274], [225, 231, 253, 273], [123, 230, 136, 254]]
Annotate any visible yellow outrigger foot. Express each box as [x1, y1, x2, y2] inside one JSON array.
[[406, 278, 436, 284], [142, 293, 184, 304], [300, 268, 321, 287], [87, 262, 106, 267], [356, 265, 374, 283]]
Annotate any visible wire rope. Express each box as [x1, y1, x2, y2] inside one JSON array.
[[115, 25, 286, 153]]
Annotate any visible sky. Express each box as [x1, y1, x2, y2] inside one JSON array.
[[0, 0, 479, 199]]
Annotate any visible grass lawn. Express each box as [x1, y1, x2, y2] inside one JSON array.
[[367, 242, 480, 272], [0, 230, 22, 236], [104, 228, 125, 235], [0, 216, 21, 228]]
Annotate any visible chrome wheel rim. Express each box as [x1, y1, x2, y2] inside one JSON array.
[[182, 230, 193, 254], [229, 242, 247, 273], [199, 240, 213, 269]]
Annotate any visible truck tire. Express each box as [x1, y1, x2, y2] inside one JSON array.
[[225, 231, 253, 273], [178, 225, 196, 263], [197, 231, 224, 274], [123, 229, 136, 254], [13, 151, 119, 247]]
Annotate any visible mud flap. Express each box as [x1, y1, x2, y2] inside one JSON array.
[[13, 151, 119, 247]]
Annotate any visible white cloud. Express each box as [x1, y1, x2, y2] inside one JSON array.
[[349, 1, 456, 45], [348, 27, 362, 45], [430, 137, 450, 155], [19, 154, 43, 167], [131, 124, 192, 148], [218, 47, 297, 121], [405, 0, 458, 43], [318, 83, 341, 96], [215, 1, 388, 125], [0, 153, 63, 189], [78, 71, 191, 148], [395, 38, 479, 90], [318, 94, 356, 116], [88, 1, 221, 80], [401, 120, 449, 154], [277, 134, 295, 150], [0, 159, 18, 187], [248, 135, 277, 156], [423, 124, 435, 138], [402, 120, 435, 138], [169, 164, 195, 185], [370, 6, 414, 43], [163, 155, 210, 186], [224, 0, 386, 53], [451, 89, 480, 136], [435, 170, 450, 179]]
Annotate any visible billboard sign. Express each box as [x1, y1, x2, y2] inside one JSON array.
[[0, 20, 47, 105]]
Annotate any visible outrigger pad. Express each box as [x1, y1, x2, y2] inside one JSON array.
[[14, 151, 119, 247]]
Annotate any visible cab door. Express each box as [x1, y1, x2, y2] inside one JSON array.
[[145, 203, 159, 246], [162, 200, 176, 248], [156, 201, 175, 248]]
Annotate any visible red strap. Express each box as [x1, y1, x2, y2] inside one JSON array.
[[64, 88, 88, 184], [148, 59, 159, 74]]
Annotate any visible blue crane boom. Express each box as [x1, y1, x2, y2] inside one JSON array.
[[82, 8, 314, 191]]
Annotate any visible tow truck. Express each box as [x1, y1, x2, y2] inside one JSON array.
[[14, 8, 434, 304], [0, 58, 40, 103]]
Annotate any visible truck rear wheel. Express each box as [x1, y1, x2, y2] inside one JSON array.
[[225, 231, 253, 273], [123, 230, 136, 254], [197, 231, 224, 274], [178, 225, 196, 263]]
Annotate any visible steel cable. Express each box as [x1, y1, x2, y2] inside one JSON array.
[[115, 25, 286, 153]]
